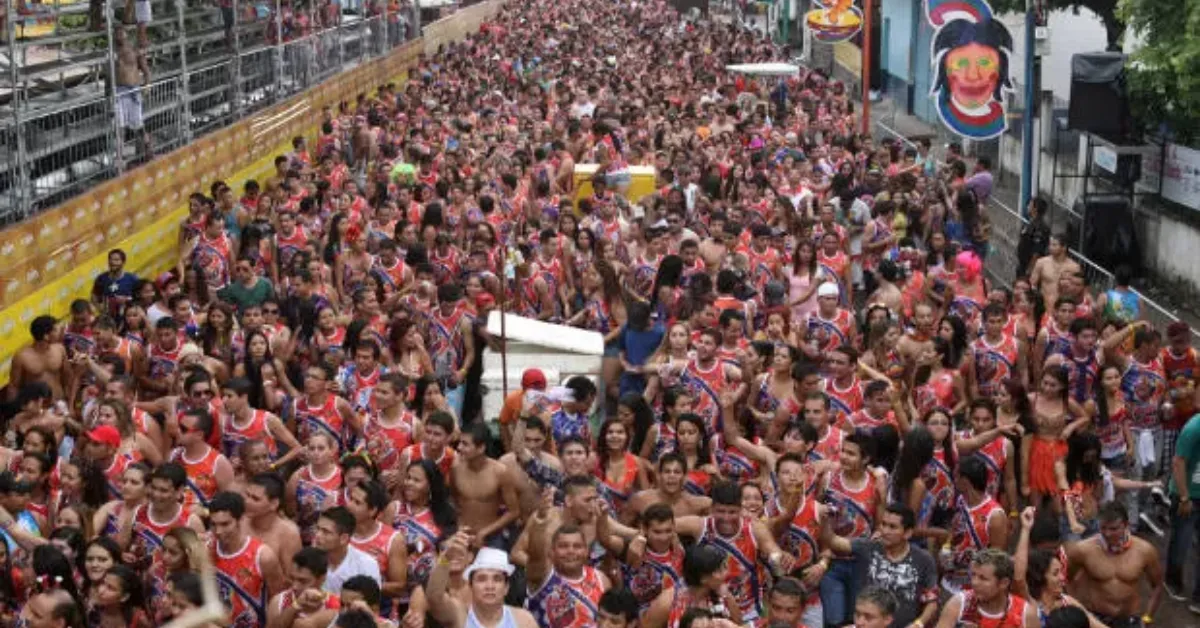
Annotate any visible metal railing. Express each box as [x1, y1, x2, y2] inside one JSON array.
[[0, 0, 420, 224], [985, 195, 1200, 347], [873, 116, 1200, 347]]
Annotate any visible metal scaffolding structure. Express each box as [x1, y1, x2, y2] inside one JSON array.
[[0, 0, 421, 224]]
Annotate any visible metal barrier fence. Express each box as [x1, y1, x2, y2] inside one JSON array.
[[23, 94, 118, 213], [988, 188, 1200, 347], [0, 0, 421, 224], [873, 117, 1200, 346]]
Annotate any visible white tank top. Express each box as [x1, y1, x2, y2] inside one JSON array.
[[465, 606, 520, 628]]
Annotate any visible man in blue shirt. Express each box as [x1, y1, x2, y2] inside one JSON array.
[[91, 248, 139, 319]]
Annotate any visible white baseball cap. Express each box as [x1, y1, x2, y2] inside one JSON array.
[[817, 282, 840, 299], [464, 547, 515, 580]]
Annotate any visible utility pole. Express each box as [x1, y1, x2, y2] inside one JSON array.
[[1019, 0, 1039, 218], [780, 0, 788, 47], [861, 0, 873, 135]]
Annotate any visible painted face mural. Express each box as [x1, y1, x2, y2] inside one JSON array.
[[806, 0, 863, 42], [927, 0, 1014, 139]]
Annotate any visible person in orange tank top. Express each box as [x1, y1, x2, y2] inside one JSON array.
[[672, 481, 796, 623], [943, 456, 1009, 595], [208, 491, 287, 628], [969, 304, 1027, 401], [294, 363, 360, 454], [220, 377, 304, 467], [362, 373, 421, 486], [398, 410, 457, 480], [936, 550, 1039, 628], [103, 376, 167, 455], [642, 544, 745, 627], [346, 479, 408, 615], [286, 432, 345, 545], [82, 424, 132, 501], [266, 547, 342, 628], [169, 407, 235, 510], [823, 345, 866, 429], [115, 462, 205, 602]]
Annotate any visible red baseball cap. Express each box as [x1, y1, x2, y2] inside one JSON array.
[[521, 369, 547, 391], [86, 425, 122, 448]]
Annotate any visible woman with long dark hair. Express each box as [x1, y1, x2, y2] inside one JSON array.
[[33, 545, 84, 611], [88, 564, 151, 627], [918, 408, 958, 531], [388, 459, 457, 608], [910, 336, 967, 418], [412, 375, 453, 426], [1023, 368, 1086, 513], [79, 538, 123, 602], [569, 260, 627, 403], [1083, 365, 1132, 471], [91, 463, 149, 539], [889, 425, 942, 546], [615, 393, 655, 461], [937, 314, 970, 370], [647, 254, 685, 323], [593, 418, 649, 515], [674, 413, 718, 496], [198, 301, 237, 364]]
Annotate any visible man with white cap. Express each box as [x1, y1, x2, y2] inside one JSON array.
[[798, 281, 857, 360], [425, 530, 537, 627]]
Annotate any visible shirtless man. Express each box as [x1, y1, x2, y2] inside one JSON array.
[[243, 472, 302, 581], [9, 316, 68, 403], [451, 423, 521, 550], [1066, 502, 1162, 628], [897, 302, 936, 369], [868, 260, 904, 314], [501, 417, 563, 515], [1029, 233, 1080, 311], [114, 27, 151, 157], [699, 213, 731, 271], [623, 452, 712, 524], [231, 440, 273, 493], [553, 141, 575, 195]]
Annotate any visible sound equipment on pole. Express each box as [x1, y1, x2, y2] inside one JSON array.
[[1113, 153, 1141, 187], [1068, 53, 1131, 141], [1073, 194, 1141, 274]]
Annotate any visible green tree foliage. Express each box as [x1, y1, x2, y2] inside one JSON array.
[[1119, 0, 1200, 142]]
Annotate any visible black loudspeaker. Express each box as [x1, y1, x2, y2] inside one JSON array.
[[1068, 53, 1131, 140], [1114, 153, 1141, 187], [1075, 194, 1141, 274]]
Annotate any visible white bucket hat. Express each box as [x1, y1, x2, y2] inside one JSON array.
[[464, 547, 516, 580]]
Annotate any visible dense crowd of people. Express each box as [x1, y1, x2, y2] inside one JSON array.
[[2, 0, 1199, 626]]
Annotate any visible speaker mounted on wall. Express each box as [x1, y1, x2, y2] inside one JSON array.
[[1068, 52, 1132, 142]]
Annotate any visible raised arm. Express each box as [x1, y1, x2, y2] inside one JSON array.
[[525, 487, 555, 591], [425, 531, 470, 626]]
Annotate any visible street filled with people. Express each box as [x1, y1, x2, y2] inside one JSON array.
[[2, 0, 1199, 626]]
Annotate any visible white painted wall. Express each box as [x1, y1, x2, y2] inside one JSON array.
[[998, 8, 1109, 102], [1141, 212, 1200, 286]]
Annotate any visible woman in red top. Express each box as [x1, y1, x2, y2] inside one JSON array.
[[674, 414, 718, 497], [594, 419, 649, 515], [285, 432, 344, 545], [911, 337, 967, 419]]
